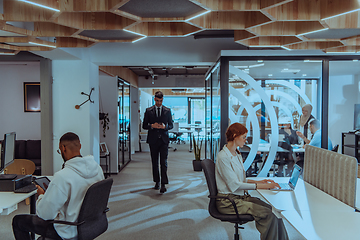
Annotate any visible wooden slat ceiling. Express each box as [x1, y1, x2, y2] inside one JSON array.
[[1, 0, 360, 55]]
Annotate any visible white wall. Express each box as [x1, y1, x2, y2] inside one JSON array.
[[329, 74, 360, 148], [99, 72, 119, 173], [0, 62, 41, 140], [52, 59, 99, 173], [139, 90, 153, 132]]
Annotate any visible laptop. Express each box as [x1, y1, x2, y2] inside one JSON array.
[[273, 164, 302, 191]]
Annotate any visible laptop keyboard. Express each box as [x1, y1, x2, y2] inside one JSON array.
[[14, 184, 37, 193], [278, 182, 292, 190]]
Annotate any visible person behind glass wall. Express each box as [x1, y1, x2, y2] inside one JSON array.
[[296, 119, 333, 150], [142, 91, 173, 194], [298, 104, 314, 140], [216, 123, 289, 240], [279, 117, 299, 145]]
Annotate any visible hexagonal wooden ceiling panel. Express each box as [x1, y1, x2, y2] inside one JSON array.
[[0, 0, 360, 53]]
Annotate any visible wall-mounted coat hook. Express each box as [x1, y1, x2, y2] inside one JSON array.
[[75, 87, 95, 109]]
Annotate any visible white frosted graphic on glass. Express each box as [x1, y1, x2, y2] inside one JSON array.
[[229, 86, 260, 170], [229, 66, 279, 177]]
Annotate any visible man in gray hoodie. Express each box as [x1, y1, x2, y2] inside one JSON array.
[[12, 132, 104, 240]]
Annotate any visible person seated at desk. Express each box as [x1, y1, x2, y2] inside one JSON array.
[[279, 117, 299, 145], [12, 132, 104, 240], [296, 119, 333, 150], [216, 123, 289, 240]]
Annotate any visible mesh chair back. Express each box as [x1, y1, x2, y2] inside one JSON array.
[[77, 178, 113, 240]]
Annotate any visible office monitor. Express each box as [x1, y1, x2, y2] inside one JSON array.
[[0, 132, 17, 180]]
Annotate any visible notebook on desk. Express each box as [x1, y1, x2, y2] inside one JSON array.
[[273, 164, 302, 191]]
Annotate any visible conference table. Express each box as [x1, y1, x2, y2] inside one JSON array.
[[249, 177, 360, 240]]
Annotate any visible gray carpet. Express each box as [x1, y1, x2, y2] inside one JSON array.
[[0, 142, 305, 240]]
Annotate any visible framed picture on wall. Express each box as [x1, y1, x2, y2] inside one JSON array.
[[24, 82, 40, 112]]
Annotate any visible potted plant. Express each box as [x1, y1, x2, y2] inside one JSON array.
[[192, 135, 203, 171], [99, 112, 110, 137]]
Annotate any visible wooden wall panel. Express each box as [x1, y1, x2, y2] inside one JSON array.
[[234, 30, 256, 41], [3, 0, 56, 22], [56, 37, 96, 48], [325, 11, 360, 28], [190, 11, 271, 29], [59, 0, 129, 12], [240, 36, 301, 46], [55, 12, 135, 30], [287, 41, 343, 50], [266, 0, 321, 20], [320, 0, 360, 20], [250, 21, 325, 36], [128, 22, 201, 36], [33, 22, 79, 37], [192, 0, 261, 10], [99, 66, 138, 88]]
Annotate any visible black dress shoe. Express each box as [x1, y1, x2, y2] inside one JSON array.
[[153, 182, 160, 190], [160, 184, 167, 193]]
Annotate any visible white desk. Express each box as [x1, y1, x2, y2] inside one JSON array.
[[281, 210, 360, 240], [252, 177, 358, 240], [0, 190, 37, 215], [256, 178, 354, 212]]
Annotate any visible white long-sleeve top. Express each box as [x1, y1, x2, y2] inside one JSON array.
[[36, 155, 104, 240], [215, 145, 256, 195]]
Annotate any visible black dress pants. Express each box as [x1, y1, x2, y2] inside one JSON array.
[[12, 214, 62, 240], [149, 140, 169, 184]]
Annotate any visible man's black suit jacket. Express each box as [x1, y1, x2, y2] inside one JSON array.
[[142, 105, 173, 144]]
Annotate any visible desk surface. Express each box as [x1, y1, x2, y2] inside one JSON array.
[[255, 177, 354, 212], [282, 210, 360, 240], [0, 190, 36, 215], [246, 143, 305, 153]]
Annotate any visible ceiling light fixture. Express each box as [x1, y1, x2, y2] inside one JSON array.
[[322, 8, 360, 21], [281, 69, 300, 73], [132, 36, 147, 43], [304, 60, 323, 62], [297, 28, 329, 36], [186, 10, 211, 21], [302, 74, 307, 76], [268, 74, 273, 76], [353, 59, 359, 62], [0, 52, 16, 55], [281, 46, 292, 51], [18, 0, 60, 12], [249, 63, 265, 68], [234, 65, 249, 69], [29, 41, 56, 48], [250, 45, 281, 48], [326, 51, 356, 54], [257, 60, 263, 63]]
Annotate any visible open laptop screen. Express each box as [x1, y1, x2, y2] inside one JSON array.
[[289, 164, 302, 188]]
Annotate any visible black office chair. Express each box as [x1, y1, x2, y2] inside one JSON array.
[[331, 144, 339, 152], [40, 178, 113, 240], [201, 159, 254, 240]]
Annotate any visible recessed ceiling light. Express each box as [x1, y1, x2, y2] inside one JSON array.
[[268, 74, 273, 77], [257, 60, 263, 63], [281, 69, 300, 73], [249, 63, 265, 68], [302, 74, 307, 76], [353, 59, 359, 62], [234, 65, 248, 68], [18, 0, 60, 12], [283, 68, 289, 71]]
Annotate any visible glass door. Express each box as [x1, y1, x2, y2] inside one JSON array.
[[118, 79, 131, 170]]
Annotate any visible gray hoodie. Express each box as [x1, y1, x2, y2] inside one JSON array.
[[36, 155, 104, 240]]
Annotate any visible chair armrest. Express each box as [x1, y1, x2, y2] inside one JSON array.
[[104, 207, 110, 213], [208, 195, 244, 222], [47, 219, 84, 226]]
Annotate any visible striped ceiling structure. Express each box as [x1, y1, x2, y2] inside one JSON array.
[[1, 0, 360, 55]]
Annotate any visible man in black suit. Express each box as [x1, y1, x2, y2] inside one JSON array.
[[142, 91, 173, 193]]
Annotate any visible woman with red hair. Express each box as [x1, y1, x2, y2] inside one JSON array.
[[216, 123, 288, 240]]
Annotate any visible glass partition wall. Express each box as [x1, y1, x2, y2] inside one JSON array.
[[205, 57, 328, 177], [118, 79, 131, 170]]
